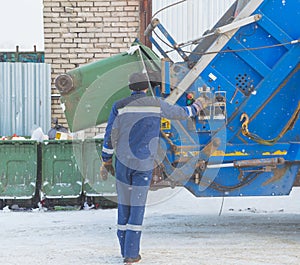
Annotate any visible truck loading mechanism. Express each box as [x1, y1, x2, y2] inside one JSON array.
[[56, 0, 300, 198]]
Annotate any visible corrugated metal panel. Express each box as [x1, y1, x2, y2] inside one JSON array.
[[152, 0, 236, 61], [0, 62, 51, 136]]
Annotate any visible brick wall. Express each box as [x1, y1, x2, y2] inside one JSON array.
[[43, 0, 141, 136]]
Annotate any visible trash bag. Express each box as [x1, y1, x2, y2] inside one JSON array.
[[48, 118, 68, 140], [31, 126, 48, 142]]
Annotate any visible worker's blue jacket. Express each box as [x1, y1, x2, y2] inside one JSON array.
[[102, 91, 198, 171]]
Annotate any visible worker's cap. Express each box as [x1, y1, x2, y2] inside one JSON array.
[[128, 72, 149, 91]]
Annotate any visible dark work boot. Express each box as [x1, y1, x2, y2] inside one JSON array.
[[123, 254, 141, 264]]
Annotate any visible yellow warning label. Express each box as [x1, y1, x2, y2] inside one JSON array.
[[161, 118, 171, 130], [211, 150, 249, 156], [262, 150, 287, 156]]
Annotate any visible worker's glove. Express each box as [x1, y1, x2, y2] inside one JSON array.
[[192, 97, 209, 113], [100, 159, 115, 180]]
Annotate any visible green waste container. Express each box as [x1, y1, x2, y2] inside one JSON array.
[[83, 139, 116, 197], [41, 140, 83, 198], [0, 140, 38, 199], [56, 41, 161, 132]]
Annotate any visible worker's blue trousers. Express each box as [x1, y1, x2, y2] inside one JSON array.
[[115, 159, 152, 258]]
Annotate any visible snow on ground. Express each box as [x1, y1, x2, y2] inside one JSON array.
[[0, 187, 299, 265]]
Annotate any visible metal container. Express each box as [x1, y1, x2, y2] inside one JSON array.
[[83, 139, 116, 197], [56, 42, 161, 132], [41, 140, 83, 199], [0, 140, 38, 199]]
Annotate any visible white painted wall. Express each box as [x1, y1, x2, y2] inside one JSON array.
[[152, 0, 236, 61]]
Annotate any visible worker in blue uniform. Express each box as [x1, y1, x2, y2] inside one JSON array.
[[100, 72, 206, 264]]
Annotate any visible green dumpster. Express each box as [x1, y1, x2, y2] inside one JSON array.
[[41, 140, 83, 198], [55, 41, 161, 132], [83, 139, 116, 197], [0, 140, 38, 199]]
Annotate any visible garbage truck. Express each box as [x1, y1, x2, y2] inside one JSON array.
[[55, 0, 300, 200]]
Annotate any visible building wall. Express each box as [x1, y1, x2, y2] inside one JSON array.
[[43, 0, 141, 135], [152, 0, 236, 62]]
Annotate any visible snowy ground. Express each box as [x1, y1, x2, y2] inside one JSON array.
[[0, 187, 299, 265]]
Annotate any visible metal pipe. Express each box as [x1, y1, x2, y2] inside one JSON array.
[[205, 157, 285, 169], [234, 157, 285, 168], [207, 163, 234, 169], [215, 14, 262, 34], [144, 18, 160, 37]]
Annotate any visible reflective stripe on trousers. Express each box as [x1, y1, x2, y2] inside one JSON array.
[[118, 224, 143, 232], [116, 159, 152, 258]]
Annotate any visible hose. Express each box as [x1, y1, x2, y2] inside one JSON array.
[[240, 101, 300, 146]]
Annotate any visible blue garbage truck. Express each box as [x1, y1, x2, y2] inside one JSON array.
[[49, 0, 300, 204]]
